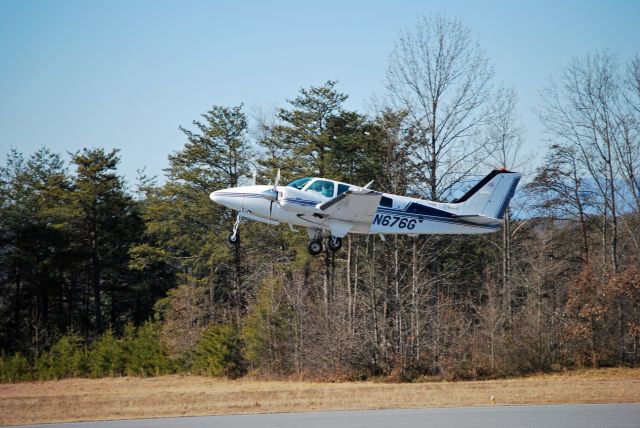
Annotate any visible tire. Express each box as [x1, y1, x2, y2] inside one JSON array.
[[328, 236, 343, 252], [308, 240, 323, 256], [228, 233, 239, 245]]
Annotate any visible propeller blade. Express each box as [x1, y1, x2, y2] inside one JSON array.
[[273, 168, 281, 190], [268, 169, 281, 222], [262, 168, 282, 215]]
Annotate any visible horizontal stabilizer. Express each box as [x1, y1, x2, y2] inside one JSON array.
[[454, 215, 501, 226]]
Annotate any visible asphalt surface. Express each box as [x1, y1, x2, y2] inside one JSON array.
[[13, 404, 640, 428]]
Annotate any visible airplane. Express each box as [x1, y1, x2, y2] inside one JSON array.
[[209, 169, 521, 255]]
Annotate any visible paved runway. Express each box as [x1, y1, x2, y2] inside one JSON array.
[[15, 404, 640, 428]]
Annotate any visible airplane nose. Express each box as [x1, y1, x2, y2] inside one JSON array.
[[210, 189, 243, 211]]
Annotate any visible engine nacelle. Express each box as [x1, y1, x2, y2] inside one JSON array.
[[278, 187, 324, 214]]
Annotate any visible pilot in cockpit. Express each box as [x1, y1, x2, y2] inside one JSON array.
[[318, 181, 334, 198], [305, 179, 334, 198]]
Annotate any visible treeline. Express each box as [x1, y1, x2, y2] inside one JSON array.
[[0, 148, 168, 353], [1, 15, 639, 382], [0, 320, 242, 382]]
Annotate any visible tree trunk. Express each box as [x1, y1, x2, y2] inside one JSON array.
[[393, 236, 403, 369], [412, 237, 420, 361], [233, 243, 242, 326], [323, 248, 330, 318], [14, 264, 20, 335], [92, 253, 102, 333], [347, 235, 352, 330], [503, 208, 512, 321]]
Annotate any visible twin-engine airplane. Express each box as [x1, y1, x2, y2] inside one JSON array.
[[210, 169, 521, 255]]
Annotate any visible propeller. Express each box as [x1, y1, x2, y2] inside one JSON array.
[[261, 169, 281, 220]]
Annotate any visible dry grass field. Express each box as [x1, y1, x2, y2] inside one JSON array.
[[1, 368, 639, 425]]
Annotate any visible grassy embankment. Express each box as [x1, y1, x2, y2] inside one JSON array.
[[1, 368, 639, 425]]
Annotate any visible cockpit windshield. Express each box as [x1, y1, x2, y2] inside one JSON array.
[[307, 179, 335, 198], [287, 177, 313, 190]]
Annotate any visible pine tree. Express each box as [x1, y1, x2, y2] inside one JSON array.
[[122, 323, 170, 377], [34, 333, 86, 380], [193, 323, 244, 378], [69, 148, 142, 335], [88, 328, 124, 377], [133, 105, 254, 326]]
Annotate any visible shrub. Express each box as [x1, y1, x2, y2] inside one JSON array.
[[123, 322, 171, 376], [35, 333, 86, 380], [193, 324, 244, 378], [88, 329, 125, 377], [242, 279, 294, 375], [154, 284, 210, 365], [0, 353, 31, 383]]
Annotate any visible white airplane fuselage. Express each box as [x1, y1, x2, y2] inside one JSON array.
[[210, 183, 502, 236]]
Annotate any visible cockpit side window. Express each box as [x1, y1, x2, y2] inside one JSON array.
[[287, 177, 313, 190], [380, 196, 393, 207], [337, 183, 350, 195], [307, 179, 335, 198]]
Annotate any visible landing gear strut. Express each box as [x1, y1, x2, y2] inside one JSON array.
[[228, 214, 242, 245], [306, 228, 323, 256]]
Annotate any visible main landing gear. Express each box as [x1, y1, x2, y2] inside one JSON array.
[[227, 218, 342, 257], [306, 230, 343, 256]]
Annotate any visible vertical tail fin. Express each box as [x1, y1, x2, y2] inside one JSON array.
[[453, 169, 521, 219]]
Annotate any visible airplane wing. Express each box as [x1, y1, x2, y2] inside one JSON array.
[[317, 189, 382, 236]]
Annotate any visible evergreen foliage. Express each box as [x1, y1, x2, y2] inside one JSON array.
[[193, 324, 244, 378], [0, 353, 30, 383], [88, 329, 124, 378], [122, 323, 171, 377], [34, 333, 86, 380]]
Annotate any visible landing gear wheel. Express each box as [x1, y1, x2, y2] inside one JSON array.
[[328, 236, 343, 252], [308, 240, 323, 256], [228, 232, 240, 245], [228, 214, 242, 246]]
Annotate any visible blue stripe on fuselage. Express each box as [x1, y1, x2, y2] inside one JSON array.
[[375, 207, 497, 230]]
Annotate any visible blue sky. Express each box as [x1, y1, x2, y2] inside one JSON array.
[[1, 0, 639, 184]]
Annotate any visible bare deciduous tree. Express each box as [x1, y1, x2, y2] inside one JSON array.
[[484, 86, 528, 317], [486, 87, 527, 171], [538, 50, 623, 272], [385, 14, 495, 201], [619, 56, 640, 215]]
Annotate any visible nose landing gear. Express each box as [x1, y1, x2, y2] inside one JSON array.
[[228, 214, 242, 245]]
